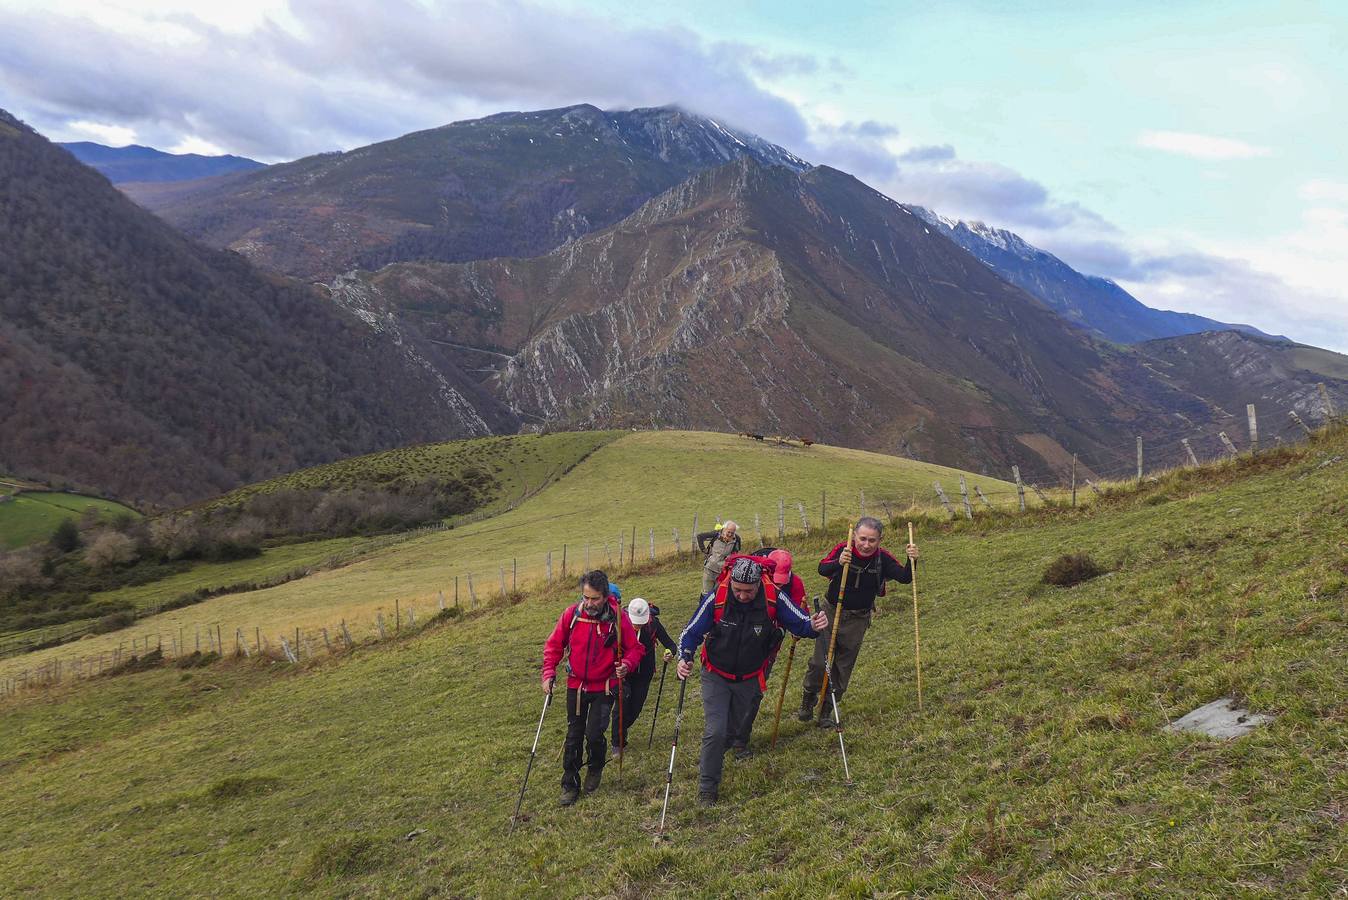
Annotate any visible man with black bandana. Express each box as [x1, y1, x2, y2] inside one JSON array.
[[677, 556, 828, 805]]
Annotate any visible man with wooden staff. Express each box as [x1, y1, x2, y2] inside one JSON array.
[[798, 516, 918, 727]]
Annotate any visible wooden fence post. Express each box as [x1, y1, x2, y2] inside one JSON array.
[[395, 599, 401, 635], [407, 609, 415, 628], [438, 591, 446, 612], [630, 526, 636, 566], [692, 514, 699, 558], [547, 552, 553, 583], [1182, 438, 1199, 467], [1012, 466, 1025, 512], [673, 528, 681, 555], [1136, 436, 1143, 482], [821, 490, 826, 530], [280, 637, 298, 664], [958, 475, 973, 519], [468, 573, 478, 607], [778, 498, 785, 540], [1247, 404, 1259, 453], [974, 485, 993, 509], [1070, 454, 1077, 507], [454, 575, 460, 608], [341, 620, 353, 648], [859, 489, 866, 518], [933, 481, 954, 517], [376, 613, 387, 639], [513, 559, 517, 591], [561, 545, 566, 580], [1289, 411, 1312, 436], [798, 501, 810, 533], [1219, 431, 1239, 457], [649, 528, 655, 561], [618, 531, 625, 567]]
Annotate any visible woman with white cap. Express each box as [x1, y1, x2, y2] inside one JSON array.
[[610, 596, 678, 756]]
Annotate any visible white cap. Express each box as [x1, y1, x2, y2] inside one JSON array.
[[627, 597, 651, 625]]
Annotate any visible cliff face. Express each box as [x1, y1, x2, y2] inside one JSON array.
[[331, 158, 1275, 480]]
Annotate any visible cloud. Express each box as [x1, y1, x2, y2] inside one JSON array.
[[1299, 179, 1348, 204], [1136, 130, 1271, 161], [0, 0, 812, 160], [899, 143, 955, 163]]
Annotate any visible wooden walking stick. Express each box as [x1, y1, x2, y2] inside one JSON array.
[[769, 636, 800, 748], [908, 522, 923, 710], [815, 526, 854, 718]]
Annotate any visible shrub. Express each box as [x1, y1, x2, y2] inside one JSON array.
[[49, 518, 81, 553], [91, 611, 136, 633], [1042, 553, 1105, 587], [84, 531, 138, 570]]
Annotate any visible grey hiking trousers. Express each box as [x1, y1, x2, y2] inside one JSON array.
[[698, 671, 762, 793], [802, 603, 871, 706]]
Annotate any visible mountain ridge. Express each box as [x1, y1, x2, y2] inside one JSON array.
[[58, 141, 265, 183], [910, 206, 1278, 344]]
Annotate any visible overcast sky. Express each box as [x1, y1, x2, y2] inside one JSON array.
[[3, 0, 1346, 351]]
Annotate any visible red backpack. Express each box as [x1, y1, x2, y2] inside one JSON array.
[[701, 555, 785, 688]]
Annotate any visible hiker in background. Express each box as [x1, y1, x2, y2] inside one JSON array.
[[727, 548, 808, 756], [697, 520, 741, 594], [799, 517, 917, 727], [678, 557, 828, 805], [541, 570, 644, 806], [610, 597, 678, 757]]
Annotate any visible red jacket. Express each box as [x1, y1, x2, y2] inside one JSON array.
[[542, 596, 644, 692]]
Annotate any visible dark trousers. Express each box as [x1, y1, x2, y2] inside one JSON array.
[[562, 688, 614, 790], [802, 604, 871, 707], [699, 672, 763, 793], [611, 672, 653, 748], [728, 656, 775, 748]]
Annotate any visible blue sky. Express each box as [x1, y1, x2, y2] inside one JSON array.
[[2, 0, 1345, 348]]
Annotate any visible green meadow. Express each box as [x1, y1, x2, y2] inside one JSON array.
[[0, 429, 1343, 895], [0, 490, 139, 550]]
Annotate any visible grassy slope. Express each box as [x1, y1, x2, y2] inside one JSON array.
[[0, 491, 139, 550], [0, 433, 1343, 896], [201, 431, 622, 521], [0, 431, 1008, 681]]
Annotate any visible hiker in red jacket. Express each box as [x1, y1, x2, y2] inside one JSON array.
[[541, 569, 644, 806], [799, 517, 918, 727]]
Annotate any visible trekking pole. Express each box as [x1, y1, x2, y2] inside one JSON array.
[[509, 690, 552, 833], [647, 656, 669, 749], [615, 617, 625, 778], [656, 671, 690, 843], [816, 525, 854, 717], [908, 522, 923, 711], [769, 636, 800, 748], [824, 661, 853, 785]]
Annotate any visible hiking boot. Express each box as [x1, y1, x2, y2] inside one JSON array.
[[583, 769, 602, 794], [609, 744, 624, 761], [698, 790, 718, 807], [560, 788, 579, 807], [797, 693, 817, 721], [817, 715, 839, 730], [734, 746, 754, 761]]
